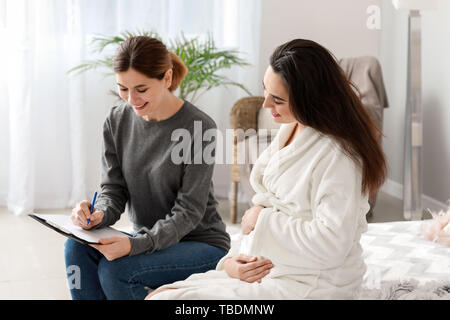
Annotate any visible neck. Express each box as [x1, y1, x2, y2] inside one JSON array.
[[293, 121, 306, 135], [143, 93, 184, 122]]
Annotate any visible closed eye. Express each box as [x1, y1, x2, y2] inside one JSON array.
[[262, 80, 286, 104], [119, 88, 147, 94]]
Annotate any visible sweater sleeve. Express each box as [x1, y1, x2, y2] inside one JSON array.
[[248, 152, 367, 270], [128, 126, 217, 256], [93, 117, 129, 229]]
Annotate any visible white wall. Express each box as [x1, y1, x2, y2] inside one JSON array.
[[257, 0, 381, 82], [219, 0, 450, 211], [380, 0, 450, 208], [214, 0, 382, 199]]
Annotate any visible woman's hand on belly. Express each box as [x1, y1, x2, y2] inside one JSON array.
[[241, 205, 265, 235], [223, 254, 273, 283]]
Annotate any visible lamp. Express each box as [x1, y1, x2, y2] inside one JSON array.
[[392, 0, 437, 220]]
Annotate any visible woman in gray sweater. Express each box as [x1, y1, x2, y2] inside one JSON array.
[[64, 36, 230, 300]]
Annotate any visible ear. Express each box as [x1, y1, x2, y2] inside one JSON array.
[[164, 69, 173, 89]]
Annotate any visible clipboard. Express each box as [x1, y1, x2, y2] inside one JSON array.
[[29, 213, 126, 245]]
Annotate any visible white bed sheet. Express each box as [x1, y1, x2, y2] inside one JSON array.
[[225, 220, 450, 289], [361, 220, 450, 287]]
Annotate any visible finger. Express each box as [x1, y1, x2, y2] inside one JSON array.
[[242, 226, 254, 235], [236, 254, 257, 263], [241, 261, 273, 276], [243, 264, 272, 282], [89, 210, 103, 224], [88, 211, 99, 225], [241, 257, 271, 267], [80, 200, 90, 210], [251, 258, 273, 267], [76, 215, 87, 228], [80, 200, 92, 222], [90, 244, 107, 258], [77, 215, 95, 230], [244, 269, 271, 283], [243, 262, 274, 277], [85, 209, 93, 225], [98, 237, 119, 245], [90, 244, 100, 250], [76, 207, 88, 225]]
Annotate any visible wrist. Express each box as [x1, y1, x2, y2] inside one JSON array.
[[223, 257, 235, 278], [125, 237, 131, 256], [223, 257, 234, 270], [223, 257, 232, 267]]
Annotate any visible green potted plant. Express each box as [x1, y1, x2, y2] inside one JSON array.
[[68, 30, 252, 103]]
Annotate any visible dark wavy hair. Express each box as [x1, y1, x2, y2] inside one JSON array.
[[270, 39, 387, 196]]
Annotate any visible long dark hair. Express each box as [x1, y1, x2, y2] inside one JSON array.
[[270, 39, 386, 196], [113, 36, 187, 92]]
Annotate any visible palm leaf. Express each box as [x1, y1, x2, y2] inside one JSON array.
[[67, 58, 113, 76], [68, 30, 252, 102]]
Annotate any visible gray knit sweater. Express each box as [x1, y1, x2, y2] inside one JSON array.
[[94, 101, 230, 256]]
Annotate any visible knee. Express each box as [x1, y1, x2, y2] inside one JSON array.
[[98, 259, 152, 300], [64, 238, 101, 267], [98, 259, 118, 283], [64, 239, 86, 263], [97, 259, 127, 296]]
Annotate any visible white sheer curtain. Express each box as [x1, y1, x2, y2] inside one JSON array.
[[0, 0, 261, 215]]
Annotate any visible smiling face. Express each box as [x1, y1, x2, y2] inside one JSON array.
[[262, 66, 297, 124], [115, 67, 173, 119]]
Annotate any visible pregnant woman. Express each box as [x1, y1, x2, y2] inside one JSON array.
[[147, 39, 387, 300], [64, 36, 230, 300]]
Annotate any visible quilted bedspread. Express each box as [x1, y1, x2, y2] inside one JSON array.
[[226, 220, 450, 288], [361, 221, 450, 287]]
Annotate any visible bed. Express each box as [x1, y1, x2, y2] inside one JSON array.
[[358, 220, 450, 299], [225, 220, 450, 300]]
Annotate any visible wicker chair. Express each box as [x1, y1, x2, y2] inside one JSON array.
[[229, 97, 264, 223], [228, 56, 389, 224]]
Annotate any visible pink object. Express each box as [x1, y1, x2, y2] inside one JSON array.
[[421, 209, 450, 247]]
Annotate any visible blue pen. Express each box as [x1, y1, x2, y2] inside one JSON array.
[[87, 191, 98, 226]]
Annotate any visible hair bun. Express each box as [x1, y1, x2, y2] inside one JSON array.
[[168, 50, 188, 92]]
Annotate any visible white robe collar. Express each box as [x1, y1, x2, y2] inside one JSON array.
[[250, 123, 322, 195]]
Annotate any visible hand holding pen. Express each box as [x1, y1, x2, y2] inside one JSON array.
[[70, 192, 105, 230], [87, 191, 97, 226]]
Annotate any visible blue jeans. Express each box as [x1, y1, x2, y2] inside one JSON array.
[[64, 238, 227, 300]]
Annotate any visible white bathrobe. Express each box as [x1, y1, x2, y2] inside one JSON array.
[[151, 123, 370, 300]]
